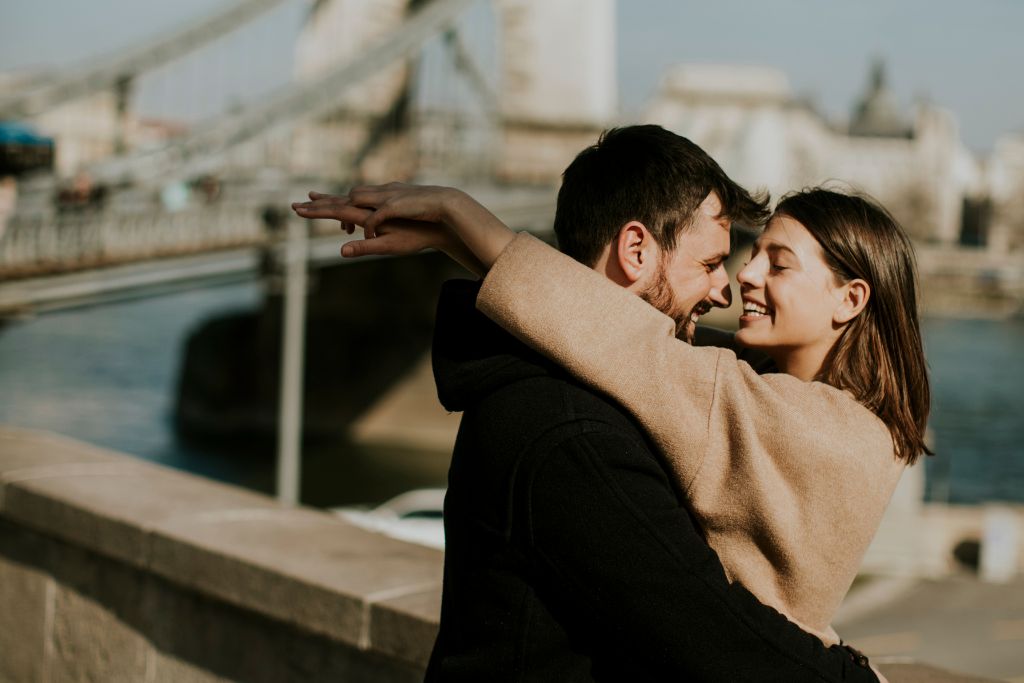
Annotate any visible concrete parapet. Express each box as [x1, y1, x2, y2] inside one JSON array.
[[0, 426, 999, 682], [0, 426, 440, 682], [878, 664, 1001, 683]]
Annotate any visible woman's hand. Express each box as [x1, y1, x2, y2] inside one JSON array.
[[292, 182, 515, 272], [292, 189, 449, 251], [341, 183, 463, 235]]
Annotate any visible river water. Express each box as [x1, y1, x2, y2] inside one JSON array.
[[0, 282, 1021, 506]]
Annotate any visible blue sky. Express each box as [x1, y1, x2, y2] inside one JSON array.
[[2, 0, 1021, 152], [617, 0, 1024, 152]]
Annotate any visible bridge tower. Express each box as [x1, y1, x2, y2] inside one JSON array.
[[495, 0, 617, 184], [291, 0, 415, 181], [290, 0, 617, 185]]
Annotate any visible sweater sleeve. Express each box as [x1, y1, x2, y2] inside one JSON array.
[[478, 233, 725, 489]]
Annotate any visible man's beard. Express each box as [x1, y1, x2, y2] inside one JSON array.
[[639, 260, 697, 342]]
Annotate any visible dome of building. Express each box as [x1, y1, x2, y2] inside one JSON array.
[[850, 60, 910, 138]]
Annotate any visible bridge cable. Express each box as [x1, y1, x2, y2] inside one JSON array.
[[0, 0, 297, 120], [87, 0, 477, 187]]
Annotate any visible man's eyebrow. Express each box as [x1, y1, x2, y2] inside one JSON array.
[[701, 251, 730, 263]]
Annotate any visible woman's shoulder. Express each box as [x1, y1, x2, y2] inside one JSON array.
[[712, 361, 895, 460]]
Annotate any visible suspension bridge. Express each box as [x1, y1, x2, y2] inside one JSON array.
[[0, 0, 615, 315]]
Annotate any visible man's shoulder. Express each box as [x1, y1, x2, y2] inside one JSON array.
[[478, 364, 644, 440], [433, 278, 644, 437], [433, 276, 657, 475]]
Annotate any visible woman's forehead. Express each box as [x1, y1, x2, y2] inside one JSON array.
[[762, 215, 813, 248], [757, 215, 832, 269]]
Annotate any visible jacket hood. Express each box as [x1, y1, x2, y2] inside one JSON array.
[[432, 279, 552, 412]]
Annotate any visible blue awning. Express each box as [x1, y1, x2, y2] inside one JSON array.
[[0, 121, 54, 146]]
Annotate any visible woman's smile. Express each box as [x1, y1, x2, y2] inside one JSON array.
[[739, 298, 771, 322]]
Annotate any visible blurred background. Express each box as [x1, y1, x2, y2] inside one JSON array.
[[0, 1, 1022, 678]]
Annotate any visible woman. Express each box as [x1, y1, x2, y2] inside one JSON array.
[[293, 183, 930, 646]]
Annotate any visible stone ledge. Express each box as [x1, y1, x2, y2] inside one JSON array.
[[876, 663, 1000, 683], [0, 426, 443, 667], [0, 426, 999, 682]]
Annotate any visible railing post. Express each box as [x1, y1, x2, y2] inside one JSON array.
[[275, 212, 308, 505]]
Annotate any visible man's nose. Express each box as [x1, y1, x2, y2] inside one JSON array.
[[709, 269, 731, 308]]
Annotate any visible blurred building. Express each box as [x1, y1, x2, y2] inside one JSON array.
[[0, 71, 121, 177], [0, 70, 195, 183], [644, 60, 1023, 252], [988, 133, 1024, 253]]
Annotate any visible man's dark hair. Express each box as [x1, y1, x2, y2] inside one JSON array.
[[553, 124, 770, 266]]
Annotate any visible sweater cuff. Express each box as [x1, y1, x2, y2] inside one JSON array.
[[478, 232, 559, 329]]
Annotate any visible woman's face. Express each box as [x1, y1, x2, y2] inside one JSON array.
[[735, 215, 848, 369]]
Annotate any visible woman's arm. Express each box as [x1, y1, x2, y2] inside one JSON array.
[[294, 184, 727, 482], [294, 185, 787, 462]]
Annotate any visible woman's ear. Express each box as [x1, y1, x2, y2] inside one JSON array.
[[615, 221, 655, 285], [834, 278, 870, 325]]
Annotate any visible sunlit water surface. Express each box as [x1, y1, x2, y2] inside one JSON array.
[[0, 286, 1020, 505]]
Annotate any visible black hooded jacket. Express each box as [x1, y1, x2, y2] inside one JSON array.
[[425, 279, 875, 683]]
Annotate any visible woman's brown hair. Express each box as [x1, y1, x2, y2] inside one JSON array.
[[775, 188, 932, 464]]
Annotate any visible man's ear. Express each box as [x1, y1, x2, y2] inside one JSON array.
[[615, 221, 657, 285], [833, 278, 870, 325]]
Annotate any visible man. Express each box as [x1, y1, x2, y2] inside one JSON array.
[[294, 125, 876, 681]]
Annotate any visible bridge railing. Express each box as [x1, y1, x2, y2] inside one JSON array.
[[0, 202, 264, 278]]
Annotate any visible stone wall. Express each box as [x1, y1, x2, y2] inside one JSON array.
[[0, 426, 997, 682], [0, 426, 442, 682]]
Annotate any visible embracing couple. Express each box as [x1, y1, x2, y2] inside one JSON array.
[[293, 125, 930, 682]]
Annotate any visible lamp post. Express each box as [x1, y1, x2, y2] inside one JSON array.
[[275, 212, 308, 505]]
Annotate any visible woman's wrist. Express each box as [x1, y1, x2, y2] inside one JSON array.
[[439, 187, 470, 226], [443, 188, 515, 269], [435, 223, 485, 277]]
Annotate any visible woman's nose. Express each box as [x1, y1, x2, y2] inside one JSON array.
[[737, 259, 760, 288]]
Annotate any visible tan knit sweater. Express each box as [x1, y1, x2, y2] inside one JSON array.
[[477, 233, 906, 643]]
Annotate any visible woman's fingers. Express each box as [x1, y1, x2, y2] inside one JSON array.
[[341, 235, 391, 258], [341, 230, 418, 258], [292, 199, 378, 237], [292, 200, 367, 221], [340, 219, 446, 259], [348, 182, 407, 204], [294, 184, 453, 251], [294, 184, 437, 227], [348, 184, 395, 205], [349, 184, 446, 223]]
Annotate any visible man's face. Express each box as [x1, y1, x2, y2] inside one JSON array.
[[640, 192, 732, 342]]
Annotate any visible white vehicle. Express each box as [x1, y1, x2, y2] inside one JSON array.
[[333, 488, 446, 550]]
